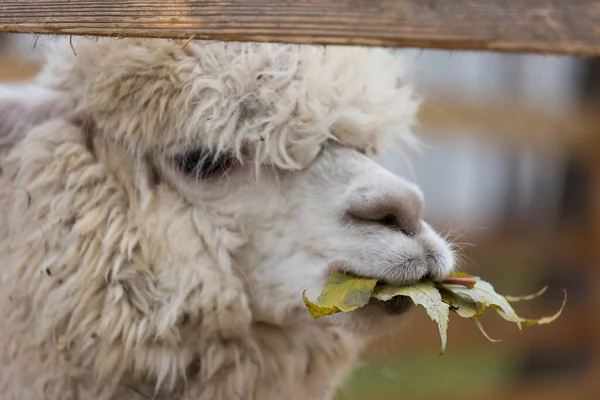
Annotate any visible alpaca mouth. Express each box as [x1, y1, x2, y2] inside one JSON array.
[[363, 274, 433, 315], [325, 261, 433, 315], [371, 295, 413, 315], [369, 273, 433, 315]]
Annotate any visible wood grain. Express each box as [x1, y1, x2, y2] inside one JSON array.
[[0, 1, 599, 56]]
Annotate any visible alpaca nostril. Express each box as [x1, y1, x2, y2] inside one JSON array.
[[347, 206, 420, 236], [377, 214, 399, 229], [346, 187, 423, 236], [374, 214, 416, 236]]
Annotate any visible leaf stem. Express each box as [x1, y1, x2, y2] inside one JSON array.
[[441, 277, 477, 288]]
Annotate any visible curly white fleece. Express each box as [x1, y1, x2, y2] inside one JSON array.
[[37, 38, 419, 165], [0, 37, 422, 400]]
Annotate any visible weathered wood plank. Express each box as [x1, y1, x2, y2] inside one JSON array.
[[0, 1, 599, 56]]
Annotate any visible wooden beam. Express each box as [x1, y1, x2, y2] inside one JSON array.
[[0, 1, 599, 56]]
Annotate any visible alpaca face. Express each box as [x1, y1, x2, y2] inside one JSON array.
[[159, 140, 454, 333], [0, 39, 461, 399], [1, 38, 455, 352]]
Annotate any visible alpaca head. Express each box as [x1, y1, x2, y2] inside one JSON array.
[[0, 38, 454, 392]]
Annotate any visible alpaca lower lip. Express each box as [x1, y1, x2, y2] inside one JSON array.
[[326, 259, 433, 288], [371, 295, 413, 315], [383, 295, 413, 314]]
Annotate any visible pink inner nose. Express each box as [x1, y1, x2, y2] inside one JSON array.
[[346, 187, 424, 235]]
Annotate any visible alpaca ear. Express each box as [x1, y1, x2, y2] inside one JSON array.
[[0, 84, 71, 157]]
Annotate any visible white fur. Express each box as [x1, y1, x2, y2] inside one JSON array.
[[0, 38, 454, 400]]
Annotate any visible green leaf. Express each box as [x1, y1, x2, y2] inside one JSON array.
[[373, 282, 450, 354], [302, 271, 565, 355], [437, 286, 484, 319], [443, 277, 523, 329], [302, 272, 377, 318], [302, 290, 340, 318]]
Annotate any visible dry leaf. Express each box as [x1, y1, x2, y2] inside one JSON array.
[[373, 283, 449, 354], [518, 290, 567, 327], [439, 278, 524, 329], [303, 272, 565, 354], [302, 272, 377, 318], [505, 286, 548, 302]]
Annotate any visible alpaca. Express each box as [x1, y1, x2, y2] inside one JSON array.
[[0, 37, 455, 400]]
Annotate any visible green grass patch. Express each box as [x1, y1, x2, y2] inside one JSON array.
[[335, 347, 515, 400]]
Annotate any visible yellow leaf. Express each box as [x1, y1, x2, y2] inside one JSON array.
[[302, 290, 340, 318], [505, 286, 548, 302], [302, 272, 377, 319], [472, 319, 501, 342], [448, 272, 474, 278], [301, 271, 566, 355], [519, 290, 567, 327], [373, 283, 450, 354], [445, 277, 523, 329], [438, 286, 484, 318]]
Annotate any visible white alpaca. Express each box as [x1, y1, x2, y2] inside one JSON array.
[[0, 38, 455, 400]]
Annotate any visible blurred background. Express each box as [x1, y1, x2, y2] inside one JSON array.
[[1, 33, 598, 400]]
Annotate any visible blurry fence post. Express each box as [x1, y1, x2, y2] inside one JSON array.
[[583, 61, 600, 397]]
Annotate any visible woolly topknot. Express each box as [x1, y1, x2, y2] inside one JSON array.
[[36, 37, 420, 170]]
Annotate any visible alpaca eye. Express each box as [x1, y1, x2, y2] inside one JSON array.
[[174, 148, 236, 179]]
